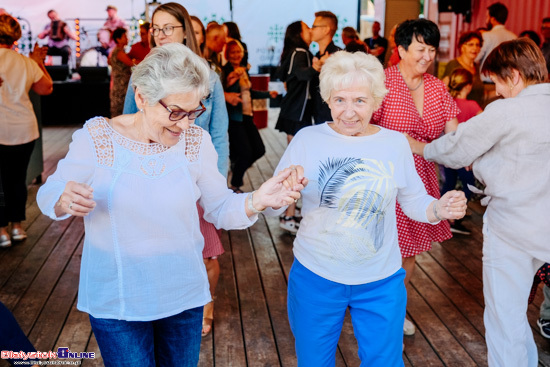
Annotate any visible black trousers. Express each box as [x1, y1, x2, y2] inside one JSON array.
[[47, 45, 71, 65], [228, 115, 265, 188], [0, 141, 35, 227]]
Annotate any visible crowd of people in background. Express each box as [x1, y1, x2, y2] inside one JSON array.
[[1, 1, 550, 366]]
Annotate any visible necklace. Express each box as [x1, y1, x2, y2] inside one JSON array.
[[397, 64, 424, 91]]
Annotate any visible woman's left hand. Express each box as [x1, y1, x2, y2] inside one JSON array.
[[252, 166, 308, 211], [436, 190, 467, 220]]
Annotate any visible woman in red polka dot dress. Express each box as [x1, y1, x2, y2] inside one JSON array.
[[371, 19, 459, 336]]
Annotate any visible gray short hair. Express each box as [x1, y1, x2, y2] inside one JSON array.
[[131, 43, 210, 105], [320, 51, 388, 108]]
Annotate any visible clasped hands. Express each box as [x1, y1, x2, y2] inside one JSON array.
[[251, 165, 308, 212]]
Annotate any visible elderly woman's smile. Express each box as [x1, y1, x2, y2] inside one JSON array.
[[328, 84, 378, 137], [140, 92, 202, 146]]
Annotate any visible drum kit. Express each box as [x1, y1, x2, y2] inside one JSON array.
[[78, 27, 110, 67]]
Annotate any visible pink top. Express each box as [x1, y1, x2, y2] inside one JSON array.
[[455, 98, 482, 123]]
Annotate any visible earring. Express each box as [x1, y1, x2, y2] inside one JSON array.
[[139, 108, 143, 113]]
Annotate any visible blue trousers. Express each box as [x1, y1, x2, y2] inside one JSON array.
[[0, 301, 37, 366], [441, 166, 475, 200], [288, 259, 406, 367], [89, 306, 203, 367]]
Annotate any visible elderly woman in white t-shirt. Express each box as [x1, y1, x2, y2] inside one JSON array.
[[0, 14, 53, 248], [37, 43, 305, 367], [270, 51, 466, 366]]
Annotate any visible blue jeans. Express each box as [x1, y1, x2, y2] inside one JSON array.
[[89, 306, 203, 367], [288, 259, 406, 367]]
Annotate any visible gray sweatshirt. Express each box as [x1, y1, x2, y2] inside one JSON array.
[[424, 83, 550, 260]]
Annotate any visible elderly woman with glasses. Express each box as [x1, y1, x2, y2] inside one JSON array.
[[269, 50, 466, 366], [123, 2, 230, 337], [37, 43, 305, 367]]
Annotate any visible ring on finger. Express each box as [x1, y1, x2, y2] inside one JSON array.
[[69, 201, 74, 210]]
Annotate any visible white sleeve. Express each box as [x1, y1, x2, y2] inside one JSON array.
[[395, 137, 435, 224], [196, 133, 258, 229], [37, 128, 97, 220]]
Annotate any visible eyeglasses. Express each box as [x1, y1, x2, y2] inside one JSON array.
[[150, 25, 184, 37], [158, 100, 206, 121]]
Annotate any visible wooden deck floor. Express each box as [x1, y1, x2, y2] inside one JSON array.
[[1, 109, 550, 366]]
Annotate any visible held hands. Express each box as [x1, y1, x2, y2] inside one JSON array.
[[433, 190, 467, 222], [55, 181, 96, 218], [252, 165, 308, 211]]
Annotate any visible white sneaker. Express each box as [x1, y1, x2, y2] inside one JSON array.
[[404, 318, 416, 335], [279, 216, 299, 235], [0, 234, 11, 248]]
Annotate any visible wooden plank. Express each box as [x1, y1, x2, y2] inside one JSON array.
[[0, 217, 75, 309], [229, 228, 281, 366], [12, 217, 84, 334], [28, 237, 84, 352], [0, 212, 53, 284], [210, 230, 247, 367], [248, 215, 296, 366], [405, 286, 458, 366], [54, 300, 94, 360], [82, 333, 103, 367], [412, 257, 487, 366]]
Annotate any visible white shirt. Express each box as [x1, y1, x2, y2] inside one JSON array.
[[269, 124, 436, 285], [37, 117, 257, 321], [476, 25, 516, 82], [0, 49, 43, 145]]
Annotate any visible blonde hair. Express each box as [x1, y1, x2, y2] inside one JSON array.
[[0, 14, 21, 46], [448, 68, 473, 98], [320, 51, 388, 108]]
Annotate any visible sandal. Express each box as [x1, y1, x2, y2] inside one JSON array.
[[202, 301, 214, 337]]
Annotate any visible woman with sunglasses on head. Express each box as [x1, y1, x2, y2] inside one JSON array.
[[122, 2, 230, 337], [37, 43, 306, 367]]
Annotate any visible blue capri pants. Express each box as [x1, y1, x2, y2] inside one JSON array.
[[288, 259, 406, 367]]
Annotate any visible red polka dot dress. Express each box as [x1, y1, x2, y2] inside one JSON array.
[[372, 65, 459, 258]]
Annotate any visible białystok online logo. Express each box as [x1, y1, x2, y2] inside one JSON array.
[[1, 348, 95, 360]]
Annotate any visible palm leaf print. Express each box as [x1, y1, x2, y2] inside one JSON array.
[[318, 157, 363, 208]]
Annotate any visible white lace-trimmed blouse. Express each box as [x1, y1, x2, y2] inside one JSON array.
[[37, 117, 256, 321]]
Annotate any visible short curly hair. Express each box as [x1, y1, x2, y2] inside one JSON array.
[[319, 51, 388, 108], [131, 43, 210, 106], [0, 14, 21, 46]]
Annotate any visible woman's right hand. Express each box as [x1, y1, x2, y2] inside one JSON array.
[[29, 43, 48, 64], [54, 181, 96, 218]]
